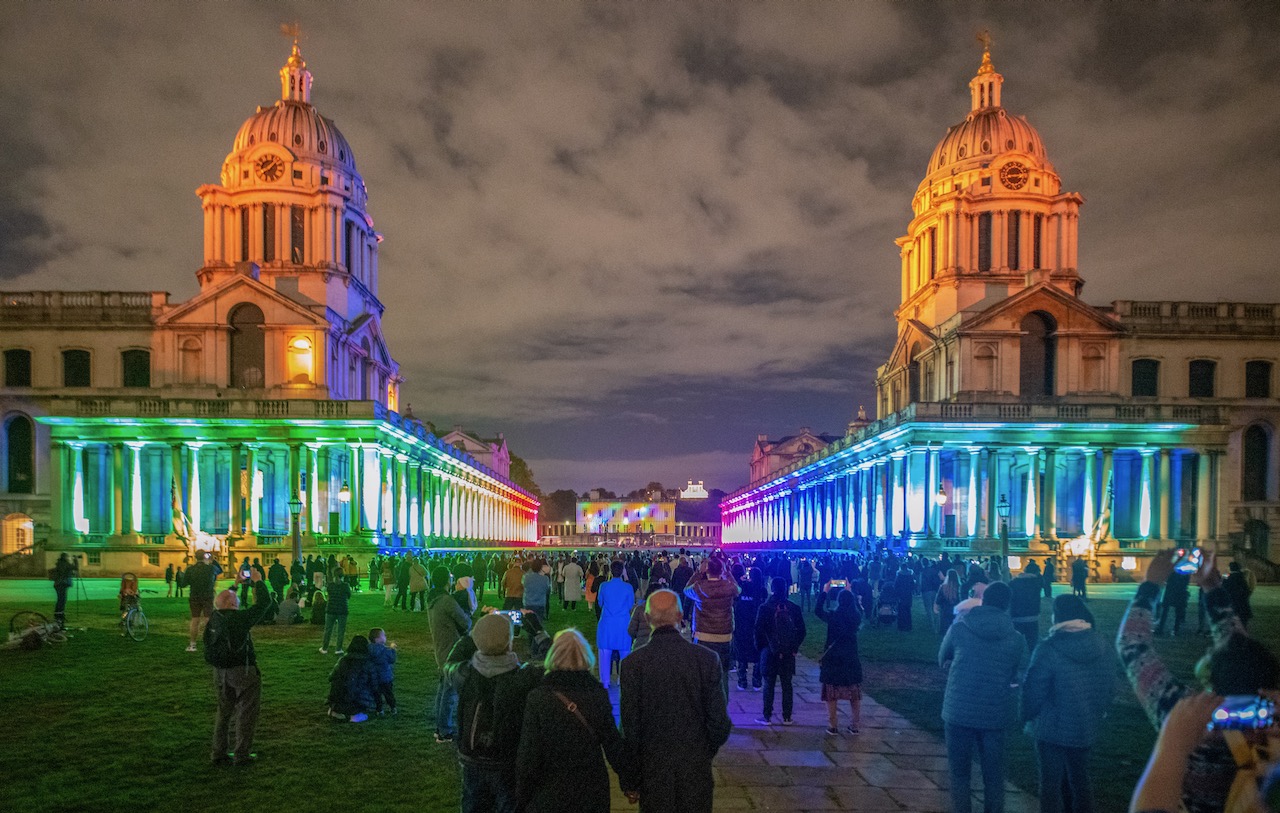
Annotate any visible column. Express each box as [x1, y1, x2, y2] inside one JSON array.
[[111, 443, 124, 537], [307, 444, 321, 534], [349, 443, 363, 532], [50, 442, 65, 534], [1139, 449, 1155, 539], [1196, 450, 1212, 542], [1042, 448, 1057, 541], [230, 444, 244, 536], [288, 442, 302, 536], [967, 448, 980, 538], [1025, 448, 1040, 539], [1158, 449, 1172, 541], [71, 443, 89, 534], [985, 448, 999, 539], [1100, 449, 1114, 532], [188, 443, 202, 534], [128, 443, 144, 535], [926, 446, 940, 537], [1082, 449, 1096, 531], [246, 445, 260, 534]]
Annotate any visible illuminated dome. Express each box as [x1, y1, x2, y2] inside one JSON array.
[[924, 49, 1055, 177], [227, 43, 357, 174]]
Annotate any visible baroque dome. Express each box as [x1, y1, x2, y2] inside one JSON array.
[[924, 49, 1055, 178], [227, 43, 357, 174]]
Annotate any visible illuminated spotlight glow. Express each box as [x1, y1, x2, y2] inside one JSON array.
[[1121, 556, 1137, 570], [1007, 556, 1021, 570]]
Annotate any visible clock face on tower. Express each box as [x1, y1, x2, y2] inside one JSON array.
[[255, 154, 284, 182], [999, 162, 1028, 190]]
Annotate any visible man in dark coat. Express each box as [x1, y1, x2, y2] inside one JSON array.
[[1009, 568, 1043, 654], [754, 577, 806, 724], [621, 589, 731, 813], [267, 558, 289, 602], [206, 569, 275, 765], [1154, 569, 1190, 636]]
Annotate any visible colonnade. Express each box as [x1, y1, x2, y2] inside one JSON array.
[[49, 436, 537, 547], [723, 441, 1220, 549]]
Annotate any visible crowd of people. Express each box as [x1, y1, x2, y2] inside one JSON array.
[[51, 543, 1278, 812]]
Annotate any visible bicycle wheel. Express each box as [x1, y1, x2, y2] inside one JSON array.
[[9, 611, 49, 636], [126, 608, 148, 641]]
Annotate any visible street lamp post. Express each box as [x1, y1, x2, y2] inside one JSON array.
[[288, 492, 303, 565], [997, 493, 1011, 566]]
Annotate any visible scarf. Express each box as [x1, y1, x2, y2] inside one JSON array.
[[470, 650, 521, 678]]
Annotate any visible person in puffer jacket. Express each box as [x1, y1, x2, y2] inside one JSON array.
[[683, 556, 741, 703], [938, 581, 1026, 813], [1021, 594, 1116, 813]]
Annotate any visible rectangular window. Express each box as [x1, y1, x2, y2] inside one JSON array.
[[146, 552, 160, 567], [262, 205, 276, 262], [121, 350, 151, 388], [63, 349, 91, 387], [1189, 360, 1216, 398], [929, 227, 937, 278], [4, 349, 32, 387], [1008, 210, 1021, 271], [1131, 359, 1159, 397], [87, 551, 101, 565], [240, 207, 250, 261], [978, 212, 993, 272], [290, 206, 305, 264], [1245, 360, 1272, 398], [1033, 214, 1043, 269]]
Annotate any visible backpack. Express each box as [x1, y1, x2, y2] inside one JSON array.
[[770, 601, 801, 654], [457, 671, 501, 759], [203, 612, 249, 669]]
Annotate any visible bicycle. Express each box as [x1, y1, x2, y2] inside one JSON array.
[[119, 572, 149, 642], [5, 610, 68, 649]]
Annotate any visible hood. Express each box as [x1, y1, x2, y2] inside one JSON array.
[[1047, 627, 1108, 664], [959, 605, 1016, 640]]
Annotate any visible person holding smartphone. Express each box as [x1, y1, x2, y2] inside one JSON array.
[[1117, 549, 1280, 812]]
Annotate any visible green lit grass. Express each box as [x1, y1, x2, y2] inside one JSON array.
[[0, 584, 601, 813]]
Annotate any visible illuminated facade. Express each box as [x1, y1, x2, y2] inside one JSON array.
[[722, 49, 1280, 574], [0, 44, 538, 573]]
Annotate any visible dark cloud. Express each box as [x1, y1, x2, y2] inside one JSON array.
[[0, 89, 70, 279]]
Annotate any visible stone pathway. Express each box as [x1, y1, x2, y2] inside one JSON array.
[[609, 650, 1039, 812]]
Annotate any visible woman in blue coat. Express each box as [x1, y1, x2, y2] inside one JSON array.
[[1021, 594, 1116, 813], [595, 561, 636, 689]]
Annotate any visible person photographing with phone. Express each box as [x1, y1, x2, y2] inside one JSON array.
[[205, 565, 275, 765], [1118, 549, 1280, 812]]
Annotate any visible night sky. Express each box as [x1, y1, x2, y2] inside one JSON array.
[[3, 2, 1279, 495]]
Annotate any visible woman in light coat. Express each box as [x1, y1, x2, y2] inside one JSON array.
[[561, 558, 585, 610]]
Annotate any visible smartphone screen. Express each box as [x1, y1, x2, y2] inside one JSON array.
[[1210, 695, 1276, 730], [1173, 548, 1202, 575]]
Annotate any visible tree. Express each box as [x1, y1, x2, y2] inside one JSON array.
[[538, 489, 578, 525], [508, 453, 541, 497]]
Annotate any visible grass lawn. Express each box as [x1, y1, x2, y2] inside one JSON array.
[[799, 585, 1280, 813], [0, 582, 604, 813]]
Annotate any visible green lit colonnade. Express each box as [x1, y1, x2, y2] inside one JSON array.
[[722, 402, 1228, 567], [38, 396, 539, 570]]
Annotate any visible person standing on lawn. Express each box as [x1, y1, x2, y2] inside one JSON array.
[[206, 568, 275, 765], [939, 581, 1026, 813], [50, 553, 75, 630], [1020, 594, 1116, 813], [683, 555, 741, 703], [319, 568, 351, 655], [185, 551, 218, 652], [429, 566, 472, 743], [754, 576, 806, 726]]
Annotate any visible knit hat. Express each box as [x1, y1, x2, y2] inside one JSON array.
[[456, 576, 474, 592], [472, 612, 514, 655]]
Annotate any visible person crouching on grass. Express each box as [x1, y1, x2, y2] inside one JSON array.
[[328, 634, 376, 723]]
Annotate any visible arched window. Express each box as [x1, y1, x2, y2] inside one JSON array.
[[1, 513, 33, 555], [229, 303, 266, 388], [6, 414, 34, 494], [1243, 424, 1269, 502], [1132, 359, 1160, 397], [1189, 359, 1216, 398], [3, 349, 31, 387], [1019, 311, 1057, 397], [121, 349, 151, 388], [180, 338, 202, 384], [63, 349, 91, 387]]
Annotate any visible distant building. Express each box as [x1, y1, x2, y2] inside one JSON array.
[[750, 428, 842, 483], [438, 426, 511, 480], [680, 480, 709, 499], [537, 497, 722, 545], [723, 47, 1280, 580]]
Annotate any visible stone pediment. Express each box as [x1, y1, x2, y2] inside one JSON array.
[[157, 274, 329, 328], [885, 319, 940, 371], [958, 283, 1123, 336]]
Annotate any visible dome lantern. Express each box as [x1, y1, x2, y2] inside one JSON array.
[[280, 41, 312, 104], [968, 33, 1003, 111]]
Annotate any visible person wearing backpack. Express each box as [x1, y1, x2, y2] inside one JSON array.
[[753, 576, 806, 726], [205, 568, 275, 766], [443, 609, 551, 813]]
